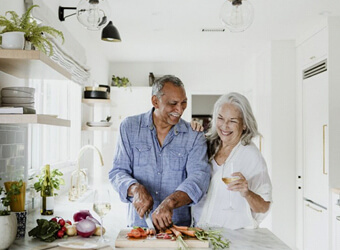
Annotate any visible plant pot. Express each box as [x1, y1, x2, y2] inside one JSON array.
[[0, 213, 17, 249], [0, 31, 25, 50], [4, 182, 26, 212]]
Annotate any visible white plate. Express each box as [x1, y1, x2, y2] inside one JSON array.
[[86, 121, 112, 127], [58, 241, 98, 249]]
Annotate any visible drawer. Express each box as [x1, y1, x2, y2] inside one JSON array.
[[299, 27, 328, 68]]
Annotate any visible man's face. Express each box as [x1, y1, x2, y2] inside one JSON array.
[[153, 82, 187, 126]]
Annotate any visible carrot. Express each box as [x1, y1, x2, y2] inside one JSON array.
[[163, 228, 172, 234], [172, 225, 189, 231], [170, 227, 182, 238], [179, 230, 196, 237]]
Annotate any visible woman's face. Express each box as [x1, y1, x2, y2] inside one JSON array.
[[216, 103, 245, 147]]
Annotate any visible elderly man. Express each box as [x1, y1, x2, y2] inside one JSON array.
[[109, 75, 210, 230]]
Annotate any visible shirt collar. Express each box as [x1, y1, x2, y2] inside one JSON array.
[[141, 108, 189, 134]]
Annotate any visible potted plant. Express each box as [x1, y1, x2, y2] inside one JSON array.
[[4, 180, 25, 212], [111, 75, 131, 88], [0, 178, 20, 248], [33, 167, 65, 196], [0, 5, 64, 56]]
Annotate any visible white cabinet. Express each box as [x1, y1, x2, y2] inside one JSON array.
[[331, 191, 340, 250], [303, 200, 329, 250], [110, 87, 152, 130], [302, 71, 329, 207], [299, 27, 328, 68], [298, 17, 340, 250]]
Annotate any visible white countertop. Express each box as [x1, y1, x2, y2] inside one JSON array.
[[10, 193, 291, 250]]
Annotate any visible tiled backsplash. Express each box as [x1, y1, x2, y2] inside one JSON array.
[[0, 125, 28, 186]]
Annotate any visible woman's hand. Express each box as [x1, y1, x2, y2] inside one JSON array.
[[227, 172, 270, 213], [190, 120, 204, 132], [227, 172, 250, 197]]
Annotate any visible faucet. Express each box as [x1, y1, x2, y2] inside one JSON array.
[[69, 145, 104, 201]]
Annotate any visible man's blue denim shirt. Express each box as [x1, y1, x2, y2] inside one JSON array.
[[109, 108, 210, 227]]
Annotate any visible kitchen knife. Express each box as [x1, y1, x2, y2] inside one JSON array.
[[144, 211, 155, 231]]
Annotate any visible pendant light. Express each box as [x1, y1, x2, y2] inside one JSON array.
[[76, 0, 110, 31], [220, 0, 254, 32], [101, 21, 121, 42]]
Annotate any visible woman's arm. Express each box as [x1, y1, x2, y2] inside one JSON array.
[[228, 172, 270, 213]]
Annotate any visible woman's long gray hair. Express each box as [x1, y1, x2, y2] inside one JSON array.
[[206, 92, 261, 160]]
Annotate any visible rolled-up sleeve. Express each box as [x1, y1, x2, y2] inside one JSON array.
[[176, 132, 210, 204], [109, 119, 138, 203]]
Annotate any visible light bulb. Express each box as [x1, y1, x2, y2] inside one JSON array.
[[220, 0, 254, 32], [76, 0, 110, 31]]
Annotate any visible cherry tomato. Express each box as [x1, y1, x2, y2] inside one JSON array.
[[57, 229, 64, 238], [50, 217, 58, 223], [58, 219, 65, 227], [65, 220, 72, 225], [61, 226, 66, 232]]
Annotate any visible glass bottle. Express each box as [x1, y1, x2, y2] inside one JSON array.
[[40, 164, 54, 215]]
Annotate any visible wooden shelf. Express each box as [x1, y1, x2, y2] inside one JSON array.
[[0, 114, 70, 127], [82, 99, 111, 105], [0, 49, 71, 80], [82, 125, 115, 131]]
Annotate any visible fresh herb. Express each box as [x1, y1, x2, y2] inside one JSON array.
[[194, 228, 230, 249], [0, 5, 64, 56], [0, 178, 23, 216], [28, 219, 61, 242], [33, 167, 65, 196], [176, 235, 189, 250]]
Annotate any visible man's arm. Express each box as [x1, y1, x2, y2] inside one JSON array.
[[176, 132, 211, 204], [152, 191, 192, 230]]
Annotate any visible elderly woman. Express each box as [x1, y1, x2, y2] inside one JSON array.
[[193, 92, 272, 230]]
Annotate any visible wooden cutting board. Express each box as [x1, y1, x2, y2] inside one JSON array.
[[115, 229, 210, 248]]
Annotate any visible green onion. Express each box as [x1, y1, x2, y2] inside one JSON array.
[[193, 228, 230, 249]]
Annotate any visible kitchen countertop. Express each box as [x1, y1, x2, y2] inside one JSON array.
[[10, 194, 291, 250]]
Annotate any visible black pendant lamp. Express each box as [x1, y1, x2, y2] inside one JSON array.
[[101, 21, 121, 42]]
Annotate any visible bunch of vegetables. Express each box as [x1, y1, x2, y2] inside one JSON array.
[[28, 217, 72, 242], [126, 224, 230, 250], [28, 210, 105, 242]]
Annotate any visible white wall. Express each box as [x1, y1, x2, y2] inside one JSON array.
[[251, 41, 296, 249]]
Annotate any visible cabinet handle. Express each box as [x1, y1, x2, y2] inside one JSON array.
[[323, 124, 328, 175], [259, 136, 262, 153], [306, 203, 322, 213], [336, 216, 340, 221]]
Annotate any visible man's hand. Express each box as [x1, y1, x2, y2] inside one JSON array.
[[128, 183, 153, 218], [152, 191, 192, 231], [152, 199, 174, 231]]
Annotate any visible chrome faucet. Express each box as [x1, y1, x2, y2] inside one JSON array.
[[69, 145, 104, 201]]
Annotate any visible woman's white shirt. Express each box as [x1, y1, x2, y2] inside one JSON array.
[[193, 141, 272, 230]]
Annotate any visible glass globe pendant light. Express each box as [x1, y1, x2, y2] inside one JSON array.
[[76, 0, 110, 31], [220, 0, 254, 32]]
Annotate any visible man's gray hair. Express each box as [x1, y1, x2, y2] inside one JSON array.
[[206, 92, 260, 158], [152, 75, 184, 98]]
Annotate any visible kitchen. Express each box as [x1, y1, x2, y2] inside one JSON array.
[[0, 0, 340, 249]]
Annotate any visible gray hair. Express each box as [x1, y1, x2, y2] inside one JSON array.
[[152, 75, 184, 98], [206, 92, 260, 159]]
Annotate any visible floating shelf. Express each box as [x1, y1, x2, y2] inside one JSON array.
[[0, 49, 71, 80], [82, 99, 111, 105], [0, 114, 70, 127], [82, 125, 115, 131]]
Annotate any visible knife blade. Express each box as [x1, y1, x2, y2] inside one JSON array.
[[144, 211, 155, 231]]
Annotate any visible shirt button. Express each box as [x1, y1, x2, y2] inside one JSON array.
[[155, 191, 159, 194], [158, 172, 161, 175], [159, 153, 161, 156]]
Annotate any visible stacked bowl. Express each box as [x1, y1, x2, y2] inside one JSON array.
[[1, 87, 35, 109]]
